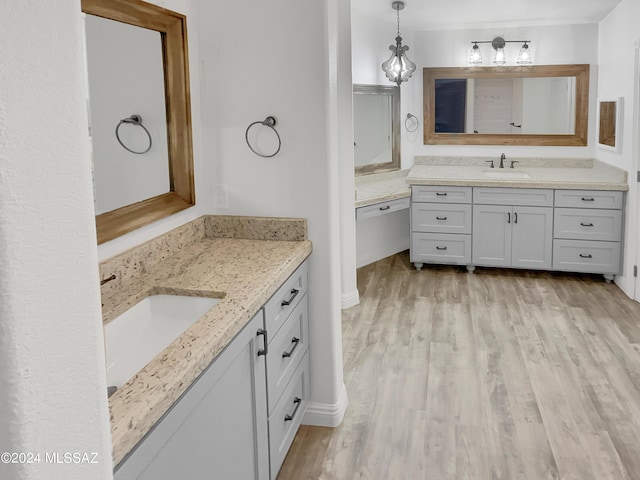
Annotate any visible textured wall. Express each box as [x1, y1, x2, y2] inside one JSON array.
[[598, 0, 640, 298], [0, 1, 112, 479]]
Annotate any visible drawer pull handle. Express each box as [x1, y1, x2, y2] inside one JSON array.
[[282, 337, 301, 358], [435, 192, 448, 196], [579, 254, 593, 259], [379, 205, 391, 211], [580, 222, 594, 227], [581, 197, 595, 202], [281, 288, 300, 306], [284, 397, 302, 422], [436, 246, 448, 251], [436, 216, 447, 221], [257, 329, 268, 356]]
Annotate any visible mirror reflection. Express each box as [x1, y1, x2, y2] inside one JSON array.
[[423, 64, 590, 146], [435, 76, 576, 135], [82, 0, 195, 245], [353, 84, 400, 175], [85, 15, 170, 215]]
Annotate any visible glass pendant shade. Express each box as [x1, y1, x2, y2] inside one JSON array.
[[493, 46, 506, 65], [517, 43, 532, 65], [382, 36, 416, 85], [468, 43, 482, 65]]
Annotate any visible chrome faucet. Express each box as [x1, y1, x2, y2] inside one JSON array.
[[499, 153, 506, 169]]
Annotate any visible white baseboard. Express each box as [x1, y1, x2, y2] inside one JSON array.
[[341, 289, 360, 309], [302, 383, 348, 428]]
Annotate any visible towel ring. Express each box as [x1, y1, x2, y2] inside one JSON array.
[[405, 113, 419, 133], [115, 115, 153, 154], [245, 116, 281, 158]]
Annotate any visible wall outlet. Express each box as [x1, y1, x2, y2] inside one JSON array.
[[213, 184, 228, 209]]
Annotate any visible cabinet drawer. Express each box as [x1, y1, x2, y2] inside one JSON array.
[[412, 185, 472, 204], [412, 203, 471, 234], [411, 233, 471, 264], [264, 261, 308, 340], [269, 353, 310, 480], [356, 197, 409, 221], [267, 294, 309, 415], [554, 190, 623, 209], [474, 187, 553, 206], [553, 239, 621, 274], [554, 208, 622, 242]]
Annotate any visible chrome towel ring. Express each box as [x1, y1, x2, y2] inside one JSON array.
[[245, 116, 281, 158], [405, 113, 419, 132], [115, 115, 153, 154]]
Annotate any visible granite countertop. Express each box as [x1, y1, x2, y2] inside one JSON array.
[[355, 169, 411, 208], [100, 216, 312, 466], [407, 156, 629, 191]]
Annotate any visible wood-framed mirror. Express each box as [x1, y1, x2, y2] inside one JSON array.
[[597, 97, 623, 152], [82, 0, 194, 244], [353, 84, 400, 175], [423, 64, 589, 146]]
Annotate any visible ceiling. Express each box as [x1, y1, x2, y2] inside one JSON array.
[[351, 0, 623, 31]]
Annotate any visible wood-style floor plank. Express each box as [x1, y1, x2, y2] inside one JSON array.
[[277, 251, 640, 480]]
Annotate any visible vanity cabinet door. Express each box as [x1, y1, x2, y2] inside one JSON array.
[[511, 207, 553, 269], [472, 205, 512, 267], [114, 311, 269, 480]]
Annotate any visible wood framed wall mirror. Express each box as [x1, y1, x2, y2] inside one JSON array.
[[82, 0, 194, 244], [353, 84, 400, 175], [423, 64, 590, 146], [597, 97, 623, 152]]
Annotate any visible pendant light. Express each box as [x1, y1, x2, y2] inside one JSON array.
[[381, 1, 416, 86]]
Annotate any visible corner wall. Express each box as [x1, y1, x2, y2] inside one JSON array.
[[597, 0, 640, 297], [196, 0, 348, 425], [0, 2, 112, 478]]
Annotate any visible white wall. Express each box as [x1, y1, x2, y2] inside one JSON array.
[[196, 0, 349, 424], [597, 0, 640, 297], [97, 0, 207, 262], [0, 2, 112, 479], [411, 23, 599, 159], [85, 15, 169, 215]]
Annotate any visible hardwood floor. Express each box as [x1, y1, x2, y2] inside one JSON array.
[[277, 251, 640, 480]]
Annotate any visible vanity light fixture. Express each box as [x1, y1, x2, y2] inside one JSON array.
[[468, 37, 533, 66], [381, 1, 416, 86]]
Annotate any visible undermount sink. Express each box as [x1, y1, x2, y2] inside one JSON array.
[[482, 169, 531, 179], [105, 294, 220, 388]]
